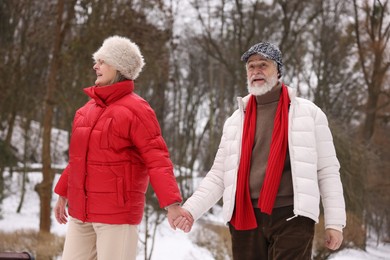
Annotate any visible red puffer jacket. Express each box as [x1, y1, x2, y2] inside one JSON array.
[[54, 80, 182, 224]]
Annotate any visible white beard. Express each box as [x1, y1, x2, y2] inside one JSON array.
[[247, 74, 278, 96]]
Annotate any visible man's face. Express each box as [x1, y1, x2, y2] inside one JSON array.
[[246, 54, 279, 96]]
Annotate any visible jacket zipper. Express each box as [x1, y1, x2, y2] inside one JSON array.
[[83, 105, 107, 221]]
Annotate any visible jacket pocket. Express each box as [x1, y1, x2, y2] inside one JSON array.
[[86, 164, 126, 211], [100, 118, 112, 149]]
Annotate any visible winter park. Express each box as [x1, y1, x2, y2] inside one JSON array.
[[1, 0, 390, 259]]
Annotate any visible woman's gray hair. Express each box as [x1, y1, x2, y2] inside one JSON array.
[[110, 71, 127, 85]]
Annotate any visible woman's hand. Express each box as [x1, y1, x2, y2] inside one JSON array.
[[54, 196, 68, 224]]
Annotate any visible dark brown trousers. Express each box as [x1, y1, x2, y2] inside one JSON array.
[[229, 206, 314, 260]]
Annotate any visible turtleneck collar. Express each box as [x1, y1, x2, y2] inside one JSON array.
[[255, 83, 282, 105], [83, 80, 134, 107]]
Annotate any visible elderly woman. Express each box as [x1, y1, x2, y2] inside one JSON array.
[[53, 36, 191, 260]]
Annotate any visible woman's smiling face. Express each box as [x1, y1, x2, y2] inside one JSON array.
[[93, 59, 117, 87]]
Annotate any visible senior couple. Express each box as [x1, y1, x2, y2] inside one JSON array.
[[53, 35, 345, 260]]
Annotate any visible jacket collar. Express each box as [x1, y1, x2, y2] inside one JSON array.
[[83, 80, 134, 107]]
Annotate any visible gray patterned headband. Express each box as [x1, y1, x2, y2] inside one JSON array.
[[241, 42, 284, 78]]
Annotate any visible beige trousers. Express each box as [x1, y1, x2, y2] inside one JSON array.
[[61, 217, 138, 260]]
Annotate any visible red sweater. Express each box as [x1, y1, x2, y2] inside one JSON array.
[[54, 80, 182, 224]]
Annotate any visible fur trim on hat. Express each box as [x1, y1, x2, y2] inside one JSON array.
[[93, 35, 145, 80]]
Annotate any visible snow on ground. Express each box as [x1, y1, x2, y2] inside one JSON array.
[[0, 172, 389, 260], [0, 172, 215, 260], [329, 239, 390, 260]]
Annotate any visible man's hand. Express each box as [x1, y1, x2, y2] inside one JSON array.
[[167, 204, 194, 233], [325, 228, 343, 250], [54, 196, 68, 224]]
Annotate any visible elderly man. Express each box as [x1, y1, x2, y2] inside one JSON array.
[[170, 42, 346, 260]]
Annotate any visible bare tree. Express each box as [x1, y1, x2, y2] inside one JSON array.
[[16, 118, 32, 214], [36, 0, 77, 234], [0, 0, 46, 217], [349, 0, 390, 245], [303, 0, 357, 118], [353, 0, 390, 141]]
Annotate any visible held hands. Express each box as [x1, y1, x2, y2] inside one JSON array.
[[54, 196, 68, 224], [167, 204, 194, 233], [325, 228, 343, 250]]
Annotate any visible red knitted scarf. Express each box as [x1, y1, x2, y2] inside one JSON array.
[[230, 84, 290, 230]]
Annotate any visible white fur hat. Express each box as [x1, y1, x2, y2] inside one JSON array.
[[93, 35, 145, 80]]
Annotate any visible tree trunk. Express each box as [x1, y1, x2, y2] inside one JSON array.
[[36, 0, 63, 233], [36, 0, 76, 233], [362, 91, 380, 140], [0, 111, 17, 217], [353, 0, 389, 141], [17, 118, 31, 213]]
